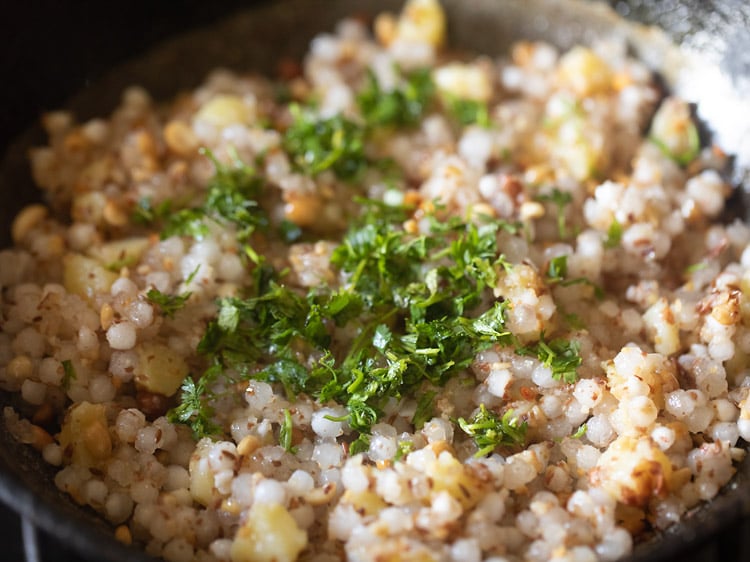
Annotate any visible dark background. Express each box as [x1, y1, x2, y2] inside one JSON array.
[[0, 1, 259, 157]]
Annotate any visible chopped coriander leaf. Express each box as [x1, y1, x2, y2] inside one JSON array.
[[178, 201, 519, 441], [162, 208, 210, 240], [132, 197, 172, 225], [357, 68, 434, 128], [560, 277, 605, 300], [279, 219, 303, 244], [519, 335, 582, 384], [347, 400, 380, 432], [322, 289, 364, 326], [167, 372, 221, 439], [572, 423, 587, 439], [283, 106, 367, 180], [458, 404, 527, 457], [536, 188, 573, 239], [444, 96, 490, 127], [61, 360, 77, 390], [412, 390, 437, 429], [604, 219, 623, 248], [349, 434, 370, 455], [649, 120, 700, 167], [561, 311, 586, 330], [546, 255, 568, 282], [185, 265, 201, 285], [545, 254, 604, 300], [330, 201, 429, 307], [146, 288, 192, 318], [685, 261, 708, 274], [467, 300, 513, 341], [259, 359, 310, 399], [279, 409, 297, 453], [394, 440, 414, 462], [197, 284, 313, 377], [201, 148, 268, 242], [162, 149, 268, 244]]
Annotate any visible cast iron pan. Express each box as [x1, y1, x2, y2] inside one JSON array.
[[1, 1, 749, 561]]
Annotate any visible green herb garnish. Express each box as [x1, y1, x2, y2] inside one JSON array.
[[685, 261, 708, 274], [146, 268, 198, 318], [547, 255, 568, 282], [171, 192, 580, 442], [444, 96, 490, 127], [458, 404, 527, 457], [61, 360, 77, 391], [162, 148, 267, 244], [572, 422, 587, 439], [201, 148, 267, 241], [183, 201, 518, 442], [279, 219, 303, 244], [561, 311, 586, 330], [283, 106, 367, 180], [349, 434, 370, 455], [604, 219, 622, 248], [146, 289, 192, 318], [161, 208, 210, 240], [280, 409, 297, 453], [132, 197, 173, 225], [394, 440, 414, 462], [519, 335, 582, 384], [412, 390, 437, 429], [357, 68, 434, 128], [167, 371, 221, 439], [536, 188, 573, 239], [650, 120, 700, 167], [545, 255, 604, 300]]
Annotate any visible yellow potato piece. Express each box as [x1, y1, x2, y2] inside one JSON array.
[[341, 489, 388, 516], [134, 342, 189, 397], [557, 46, 613, 97], [230, 502, 308, 562], [591, 434, 673, 507], [63, 253, 119, 304], [425, 451, 484, 509], [433, 63, 492, 102], [189, 439, 215, 507], [643, 298, 680, 356], [397, 0, 446, 48], [87, 237, 150, 271], [58, 401, 112, 469], [196, 95, 254, 128]]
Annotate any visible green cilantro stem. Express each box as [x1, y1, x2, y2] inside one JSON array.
[[604, 219, 622, 249], [280, 409, 297, 453], [536, 188, 573, 239], [61, 360, 77, 391]]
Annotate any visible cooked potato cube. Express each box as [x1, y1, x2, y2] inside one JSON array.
[[230, 502, 308, 562], [88, 237, 150, 271], [134, 342, 189, 397], [58, 401, 112, 469], [63, 253, 119, 303]]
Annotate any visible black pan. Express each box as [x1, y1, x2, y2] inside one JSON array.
[[1, 1, 749, 561]]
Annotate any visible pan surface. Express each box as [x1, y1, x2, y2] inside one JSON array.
[[0, 1, 748, 561]]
